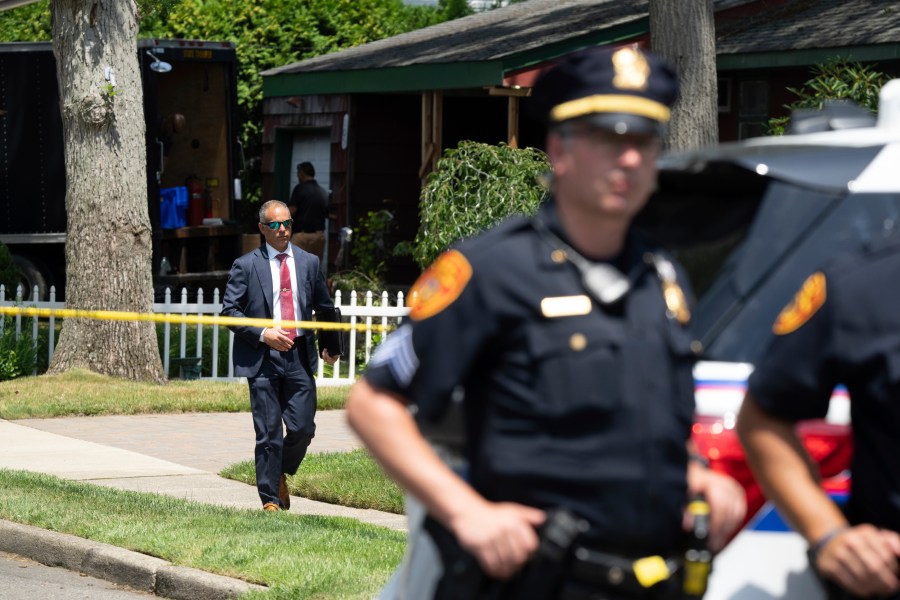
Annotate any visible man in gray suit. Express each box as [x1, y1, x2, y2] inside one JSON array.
[[222, 199, 339, 511]]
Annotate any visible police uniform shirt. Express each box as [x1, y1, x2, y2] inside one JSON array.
[[748, 237, 900, 533], [364, 201, 699, 556]]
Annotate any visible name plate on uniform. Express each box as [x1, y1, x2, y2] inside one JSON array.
[[541, 295, 592, 318]]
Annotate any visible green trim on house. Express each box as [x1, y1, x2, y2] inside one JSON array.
[[717, 44, 900, 70], [264, 62, 506, 97]]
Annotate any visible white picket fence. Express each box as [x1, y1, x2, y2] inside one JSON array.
[[0, 285, 410, 386]]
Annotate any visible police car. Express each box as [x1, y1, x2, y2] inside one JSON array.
[[639, 79, 900, 598]]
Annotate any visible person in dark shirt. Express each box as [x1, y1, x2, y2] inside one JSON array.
[[346, 46, 745, 599], [738, 238, 900, 600], [288, 161, 329, 260]]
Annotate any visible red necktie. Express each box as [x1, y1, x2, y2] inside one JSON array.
[[276, 253, 297, 340]]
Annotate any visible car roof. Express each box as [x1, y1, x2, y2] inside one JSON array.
[[660, 79, 900, 193]]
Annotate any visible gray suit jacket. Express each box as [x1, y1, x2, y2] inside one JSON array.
[[221, 243, 335, 378]]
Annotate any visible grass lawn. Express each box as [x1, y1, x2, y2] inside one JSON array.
[[222, 450, 405, 515], [0, 469, 405, 599], [0, 368, 350, 418]]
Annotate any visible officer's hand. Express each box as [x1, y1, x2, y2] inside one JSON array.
[[262, 327, 294, 352], [815, 524, 900, 597], [685, 463, 746, 552], [448, 501, 546, 580], [322, 349, 339, 365]]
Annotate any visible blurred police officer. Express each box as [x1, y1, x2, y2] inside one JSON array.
[[347, 46, 745, 599], [738, 238, 900, 600]]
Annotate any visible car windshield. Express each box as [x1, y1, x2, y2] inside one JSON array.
[[638, 151, 900, 364]]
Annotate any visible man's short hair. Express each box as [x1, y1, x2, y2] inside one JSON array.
[[297, 162, 315, 178], [258, 199, 288, 222]]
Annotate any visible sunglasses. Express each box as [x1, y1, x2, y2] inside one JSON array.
[[262, 219, 293, 230]]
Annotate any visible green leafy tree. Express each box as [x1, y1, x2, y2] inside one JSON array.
[[0, 2, 50, 39], [769, 59, 889, 135], [413, 141, 549, 268], [439, 0, 472, 19]]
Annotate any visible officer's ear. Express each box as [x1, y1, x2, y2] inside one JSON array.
[[545, 130, 572, 174], [546, 130, 561, 151]]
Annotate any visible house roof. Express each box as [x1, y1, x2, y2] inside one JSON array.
[[262, 0, 656, 96], [715, 0, 900, 69], [263, 0, 900, 97]]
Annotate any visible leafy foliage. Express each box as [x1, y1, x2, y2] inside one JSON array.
[[439, 0, 473, 19], [768, 59, 890, 135], [0, 319, 39, 381], [349, 209, 398, 286], [413, 141, 550, 268], [0, 1, 50, 40]]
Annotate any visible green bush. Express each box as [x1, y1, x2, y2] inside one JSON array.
[[413, 141, 550, 268], [329, 269, 384, 299], [0, 318, 42, 381], [768, 58, 890, 135], [348, 209, 399, 288]]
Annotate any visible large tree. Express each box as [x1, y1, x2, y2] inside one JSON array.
[[47, 0, 164, 382], [649, 0, 718, 150]]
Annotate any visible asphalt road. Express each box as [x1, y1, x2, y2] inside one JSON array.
[[0, 551, 154, 599]]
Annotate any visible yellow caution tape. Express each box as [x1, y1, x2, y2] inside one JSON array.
[[0, 305, 394, 333]]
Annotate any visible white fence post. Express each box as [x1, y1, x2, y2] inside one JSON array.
[[162, 288, 171, 377], [48, 286, 57, 360]]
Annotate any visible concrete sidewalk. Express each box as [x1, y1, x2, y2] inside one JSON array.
[[0, 410, 407, 599]]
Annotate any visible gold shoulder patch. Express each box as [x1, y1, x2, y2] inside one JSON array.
[[408, 250, 473, 321], [773, 272, 827, 335]]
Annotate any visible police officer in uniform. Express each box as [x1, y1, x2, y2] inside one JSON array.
[[347, 46, 745, 599], [738, 238, 900, 600]]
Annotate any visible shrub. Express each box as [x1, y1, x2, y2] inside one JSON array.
[[0, 318, 41, 381], [413, 141, 550, 268], [768, 59, 890, 135], [347, 209, 398, 289]]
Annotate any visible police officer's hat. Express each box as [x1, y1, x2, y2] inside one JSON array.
[[531, 46, 678, 137]]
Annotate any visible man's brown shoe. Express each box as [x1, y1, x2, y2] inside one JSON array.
[[263, 502, 280, 512], [279, 474, 291, 510]]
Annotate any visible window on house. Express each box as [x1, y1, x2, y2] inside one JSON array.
[[739, 81, 768, 116], [718, 78, 731, 113], [738, 80, 769, 140]]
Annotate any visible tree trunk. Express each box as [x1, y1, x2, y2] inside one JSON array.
[[48, 0, 165, 382], [649, 0, 719, 150]]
